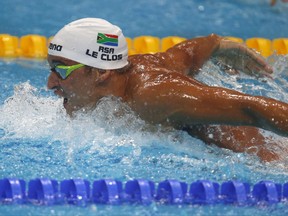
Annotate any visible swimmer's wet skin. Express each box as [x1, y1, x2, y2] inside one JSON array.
[[47, 18, 288, 161]]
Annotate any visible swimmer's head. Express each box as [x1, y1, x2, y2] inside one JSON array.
[[48, 18, 128, 70]]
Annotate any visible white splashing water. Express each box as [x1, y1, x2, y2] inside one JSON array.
[[0, 81, 215, 179]]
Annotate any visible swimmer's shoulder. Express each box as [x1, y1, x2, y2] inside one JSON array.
[[128, 52, 169, 68], [127, 51, 189, 75]]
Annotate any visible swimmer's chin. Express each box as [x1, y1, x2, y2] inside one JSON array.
[[63, 98, 95, 117], [63, 98, 72, 116], [62, 97, 74, 116]]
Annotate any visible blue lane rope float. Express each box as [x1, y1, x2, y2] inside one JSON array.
[[0, 178, 288, 206]]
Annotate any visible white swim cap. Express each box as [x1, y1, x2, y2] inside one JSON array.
[[48, 18, 128, 70]]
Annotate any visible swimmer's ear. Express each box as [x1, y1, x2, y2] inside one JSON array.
[[89, 67, 111, 83], [97, 70, 111, 83]]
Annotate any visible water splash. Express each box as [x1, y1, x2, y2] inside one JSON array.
[[198, 55, 288, 102], [0, 82, 243, 181], [0, 82, 64, 139]]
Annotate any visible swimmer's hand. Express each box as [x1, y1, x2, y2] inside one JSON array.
[[211, 38, 273, 78]]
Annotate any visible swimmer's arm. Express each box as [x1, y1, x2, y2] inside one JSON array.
[[164, 34, 272, 77], [212, 38, 273, 77], [164, 34, 222, 75], [187, 125, 281, 162], [133, 77, 288, 137]]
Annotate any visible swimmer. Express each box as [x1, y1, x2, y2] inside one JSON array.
[[271, 0, 288, 6], [47, 18, 288, 162]]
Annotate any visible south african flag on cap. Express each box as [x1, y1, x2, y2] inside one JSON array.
[[97, 33, 118, 47]]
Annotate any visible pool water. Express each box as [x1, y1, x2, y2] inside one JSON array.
[[1, 0, 288, 39], [1, 0, 288, 215]]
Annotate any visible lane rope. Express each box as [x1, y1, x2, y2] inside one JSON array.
[[0, 178, 287, 206], [1, 34, 288, 58]]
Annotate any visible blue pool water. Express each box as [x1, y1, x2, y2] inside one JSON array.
[[1, 0, 288, 215], [1, 0, 288, 39]]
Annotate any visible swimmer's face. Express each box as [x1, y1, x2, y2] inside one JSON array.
[[47, 55, 102, 115]]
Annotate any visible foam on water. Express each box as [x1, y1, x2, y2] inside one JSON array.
[[0, 82, 222, 180], [198, 55, 288, 102]]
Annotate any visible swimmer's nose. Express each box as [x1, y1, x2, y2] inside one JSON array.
[[47, 71, 61, 90]]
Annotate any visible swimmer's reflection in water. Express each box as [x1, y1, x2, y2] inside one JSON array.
[[47, 18, 288, 162]]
